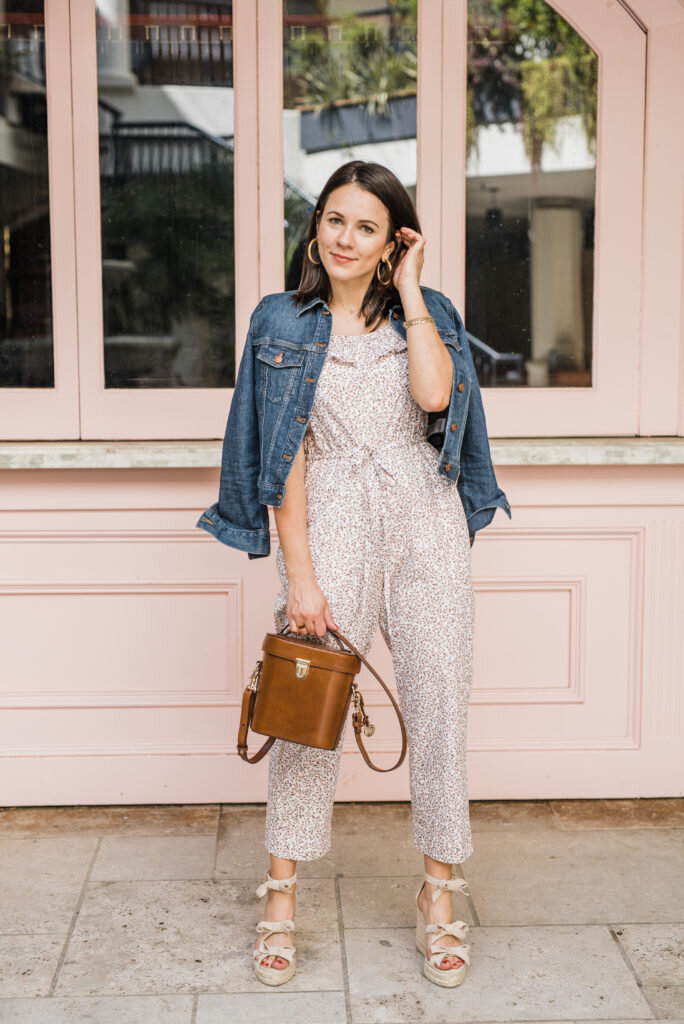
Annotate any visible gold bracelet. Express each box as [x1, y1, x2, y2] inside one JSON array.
[[403, 315, 435, 329]]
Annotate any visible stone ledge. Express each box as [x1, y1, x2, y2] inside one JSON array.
[[0, 437, 683, 469]]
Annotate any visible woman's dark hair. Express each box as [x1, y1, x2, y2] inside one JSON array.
[[293, 160, 421, 328]]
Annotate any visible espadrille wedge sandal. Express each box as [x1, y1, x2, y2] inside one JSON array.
[[415, 871, 471, 988], [253, 869, 297, 986]]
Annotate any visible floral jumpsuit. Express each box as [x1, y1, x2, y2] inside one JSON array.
[[265, 320, 475, 865]]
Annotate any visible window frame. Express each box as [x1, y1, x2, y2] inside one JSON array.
[[439, 0, 647, 437], [0, 1, 80, 439]]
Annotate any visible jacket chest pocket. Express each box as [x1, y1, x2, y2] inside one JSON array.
[[255, 343, 305, 403]]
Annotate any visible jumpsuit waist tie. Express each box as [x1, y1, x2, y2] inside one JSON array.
[[307, 438, 431, 487]]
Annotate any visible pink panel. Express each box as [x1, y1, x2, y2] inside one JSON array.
[[257, 0, 284, 296], [473, 585, 574, 695], [638, 18, 684, 435], [416, 0, 444, 286], [1, 587, 240, 701], [1, 463, 683, 804]]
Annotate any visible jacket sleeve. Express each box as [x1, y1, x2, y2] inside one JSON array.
[[195, 299, 271, 558], [445, 297, 512, 544]]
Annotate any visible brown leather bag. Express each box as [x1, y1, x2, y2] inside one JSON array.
[[237, 625, 407, 772]]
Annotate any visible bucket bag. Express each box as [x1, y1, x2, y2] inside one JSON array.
[[237, 625, 407, 772]]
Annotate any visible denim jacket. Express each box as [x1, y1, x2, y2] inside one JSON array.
[[196, 284, 511, 558]]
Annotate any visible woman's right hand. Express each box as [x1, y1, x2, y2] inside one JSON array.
[[286, 571, 339, 638]]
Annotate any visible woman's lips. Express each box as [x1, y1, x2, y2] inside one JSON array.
[[331, 253, 355, 263]]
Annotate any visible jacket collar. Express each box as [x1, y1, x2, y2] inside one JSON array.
[[294, 293, 404, 319], [294, 295, 328, 318]]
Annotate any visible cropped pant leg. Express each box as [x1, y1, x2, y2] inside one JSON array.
[[377, 483, 476, 865], [264, 474, 383, 861]]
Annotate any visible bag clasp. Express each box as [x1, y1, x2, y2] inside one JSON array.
[[295, 657, 310, 679]]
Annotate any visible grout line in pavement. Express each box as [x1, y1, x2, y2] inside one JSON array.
[[190, 992, 198, 1023], [0, 991, 345, 1001], [47, 836, 102, 997], [607, 924, 659, 1019], [334, 874, 354, 1024]]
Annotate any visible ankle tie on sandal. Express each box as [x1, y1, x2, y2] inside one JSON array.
[[255, 870, 297, 899], [424, 872, 470, 902]]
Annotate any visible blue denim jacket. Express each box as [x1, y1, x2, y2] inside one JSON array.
[[196, 284, 511, 558]]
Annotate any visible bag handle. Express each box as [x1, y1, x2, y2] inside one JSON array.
[[237, 626, 408, 772]]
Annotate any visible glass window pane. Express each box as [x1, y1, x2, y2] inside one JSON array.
[[283, 0, 417, 290], [466, 0, 597, 387], [0, 1, 54, 389], [96, 0, 235, 389]]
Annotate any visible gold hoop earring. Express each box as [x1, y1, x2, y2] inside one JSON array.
[[307, 237, 321, 265], [376, 258, 393, 287]]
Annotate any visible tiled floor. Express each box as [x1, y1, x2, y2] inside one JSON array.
[[0, 799, 682, 1023]]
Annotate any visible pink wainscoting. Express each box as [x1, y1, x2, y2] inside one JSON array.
[[0, 463, 682, 805]]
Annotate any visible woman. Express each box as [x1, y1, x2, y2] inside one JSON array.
[[196, 160, 511, 988]]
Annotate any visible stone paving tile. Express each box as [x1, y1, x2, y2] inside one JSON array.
[[0, 805, 220, 838], [550, 798, 684, 830], [470, 800, 559, 831], [196, 991, 348, 1023], [641, 986, 684, 1018], [0, 837, 96, 934], [345, 924, 653, 1023], [338, 875, 475, 929], [215, 805, 270, 879], [0, 995, 193, 1022], [614, 923, 684, 987], [91, 836, 216, 882], [54, 877, 342, 996], [464, 828, 684, 925], [0, 935, 64, 998]]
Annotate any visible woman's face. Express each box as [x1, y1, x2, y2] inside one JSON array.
[[316, 183, 396, 288]]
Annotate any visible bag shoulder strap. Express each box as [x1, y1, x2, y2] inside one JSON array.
[[327, 627, 407, 772]]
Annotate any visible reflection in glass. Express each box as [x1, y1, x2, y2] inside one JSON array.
[[465, 0, 597, 387], [96, 1, 235, 388], [282, 0, 417, 290], [0, 2, 53, 388]]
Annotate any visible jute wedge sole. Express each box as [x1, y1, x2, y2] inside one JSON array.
[[415, 871, 471, 988]]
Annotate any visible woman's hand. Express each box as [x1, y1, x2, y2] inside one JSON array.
[[286, 571, 339, 638], [391, 226, 426, 295]]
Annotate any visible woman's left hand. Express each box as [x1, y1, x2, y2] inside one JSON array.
[[391, 226, 425, 294]]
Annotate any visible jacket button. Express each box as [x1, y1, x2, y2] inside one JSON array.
[[445, 462, 451, 472], [458, 381, 464, 392], [469, 534, 473, 541], [393, 312, 399, 318], [450, 423, 457, 431], [322, 309, 330, 315], [276, 492, 282, 499], [296, 415, 306, 423], [274, 352, 284, 363]]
